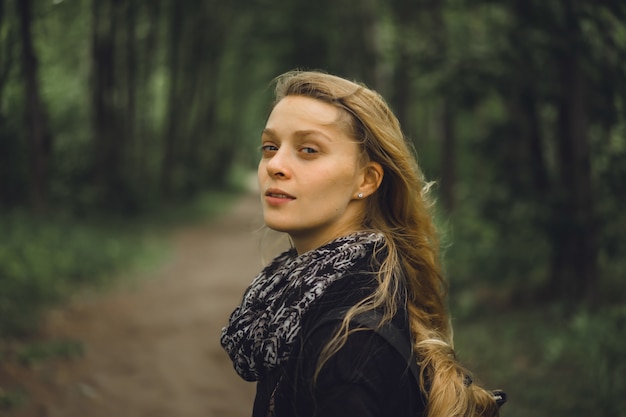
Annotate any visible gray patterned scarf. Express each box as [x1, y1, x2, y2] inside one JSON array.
[[220, 232, 384, 381]]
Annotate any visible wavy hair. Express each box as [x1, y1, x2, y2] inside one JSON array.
[[271, 70, 499, 417]]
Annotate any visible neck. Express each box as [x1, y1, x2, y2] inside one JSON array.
[[291, 227, 363, 255]]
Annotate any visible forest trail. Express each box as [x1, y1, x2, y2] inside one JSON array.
[[3, 191, 278, 417]]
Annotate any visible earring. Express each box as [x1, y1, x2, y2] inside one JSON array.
[[357, 193, 364, 199]]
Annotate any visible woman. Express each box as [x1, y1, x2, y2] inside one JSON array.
[[221, 70, 503, 417]]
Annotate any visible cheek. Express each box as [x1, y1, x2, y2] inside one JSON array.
[[257, 160, 267, 178], [305, 166, 358, 197]]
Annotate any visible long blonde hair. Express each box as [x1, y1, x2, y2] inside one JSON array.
[[272, 70, 499, 417]]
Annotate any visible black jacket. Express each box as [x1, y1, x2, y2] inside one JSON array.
[[252, 273, 426, 417]]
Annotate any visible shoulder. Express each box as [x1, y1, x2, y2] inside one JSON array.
[[304, 310, 417, 385], [308, 317, 413, 380], [277, 312, 424, 417]]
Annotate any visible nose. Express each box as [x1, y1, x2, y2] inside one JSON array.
[[265, 149, 291, 178]]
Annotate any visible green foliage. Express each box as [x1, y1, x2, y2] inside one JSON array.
[[0, 388, 27, 411], [454, 306, 626, 417], [15, 339, 84, 367], [442, 197, 551, 315], [548, 307, 626, 416], [0, 213, 162, 337]]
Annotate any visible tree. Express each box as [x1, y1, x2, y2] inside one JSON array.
[[0, 0, 22, 208], [16, 0, 53, 213], [462, 0, 626, 305], [161, 0, 238, 198]]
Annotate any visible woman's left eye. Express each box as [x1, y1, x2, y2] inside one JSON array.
[[301, 147, 318, 154]]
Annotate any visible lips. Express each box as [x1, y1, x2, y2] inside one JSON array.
[[264, 188, 296, 207], [267, 193, 293, 199], [265, 188, 295, 199]]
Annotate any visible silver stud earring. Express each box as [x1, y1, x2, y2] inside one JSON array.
[[357, 193, 364, 199]]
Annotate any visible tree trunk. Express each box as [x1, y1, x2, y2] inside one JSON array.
[[520, 87, 549, 194], [332, 0, 380, 88], [0, 0, 13, 93], [389, 0, 418, 131], [160, 0, 183, 198], [391, 41, 411, 132], [125, 0, 137, 158], [431, 2, 455, 213], [440, 99, 456, 213], [16, 0, 52, 213], [549, 0, 598, 306], [135, 0, 161, 185], [92, 0, 114, 196], [92, 0, 132, 210]]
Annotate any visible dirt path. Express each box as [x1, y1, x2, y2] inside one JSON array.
[[3, 192, 279, 417]]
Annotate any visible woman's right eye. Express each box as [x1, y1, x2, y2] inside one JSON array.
[[261, 144, 278, 152]]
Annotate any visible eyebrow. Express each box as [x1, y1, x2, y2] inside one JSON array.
[[262, 128, 333, 142]]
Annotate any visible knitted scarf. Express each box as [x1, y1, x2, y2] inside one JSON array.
[[220, 232, 384, 381]]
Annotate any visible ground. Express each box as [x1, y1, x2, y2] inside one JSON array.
[[1, 192, 282, 417]]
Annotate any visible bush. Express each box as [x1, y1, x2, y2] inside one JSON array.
[[0, 212, 161, 337], [453, 306, 626, 417], [545, 307, 626, 417]]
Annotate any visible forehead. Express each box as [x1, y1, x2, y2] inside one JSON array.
[[267, 96, 345, 127]]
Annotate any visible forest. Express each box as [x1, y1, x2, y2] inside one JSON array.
[[1, 0, 625, 416]]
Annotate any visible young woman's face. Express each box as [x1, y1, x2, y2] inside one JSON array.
[[258, 95, 366, 254]]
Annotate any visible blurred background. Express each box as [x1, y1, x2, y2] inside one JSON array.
[[1, 0, 625, 416]]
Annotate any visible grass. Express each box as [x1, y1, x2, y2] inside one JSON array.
[[0, 388, 27, 411], [15, 339, 85, 367], [453, 305, 626, 417]]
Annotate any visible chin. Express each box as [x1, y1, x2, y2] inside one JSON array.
[[263, 219, 293, 234]]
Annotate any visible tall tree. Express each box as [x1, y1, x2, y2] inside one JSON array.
[[0, 0, 18, 207], [0, 0, 13, 95], [474, 0, 624, 303], [388, 0, 420, 131], [329, 0, 382, 88], [16, 0, 52, 213], [91, 0, 120, 207], [91, 0, 144, 211], [549, 0, 598, 304], [161, 0, 237, 197], [430, 0, 457, 213], [160, 0, 184, 198]]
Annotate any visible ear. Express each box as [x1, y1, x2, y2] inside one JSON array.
[[355, 161, 383, 199]]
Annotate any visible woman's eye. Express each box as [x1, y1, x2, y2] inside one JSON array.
[[301, 147, 318, 154], [261, 144, 278, 152]]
